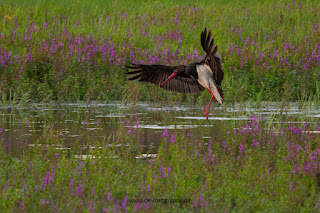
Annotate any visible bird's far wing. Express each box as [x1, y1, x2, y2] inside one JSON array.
[[200, 28, 224, 87], [125, 64, 204, 94]]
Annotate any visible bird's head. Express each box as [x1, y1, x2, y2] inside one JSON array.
[[161, 69, 184, 86]]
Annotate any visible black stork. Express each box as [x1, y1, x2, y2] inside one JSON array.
[[125, 28, 224, 120]]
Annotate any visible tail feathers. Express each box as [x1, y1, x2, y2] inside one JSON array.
[[210, 84, 223, 105], [217, 87, 224, 103]]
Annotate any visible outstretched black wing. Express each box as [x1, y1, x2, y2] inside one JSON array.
[[200, 28, 224, 87], [125, 64, 204, 94]]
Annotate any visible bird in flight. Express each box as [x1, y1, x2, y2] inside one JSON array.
[[125, 28, 224, 120]]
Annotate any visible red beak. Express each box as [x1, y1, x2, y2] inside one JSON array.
[[161, 70, 179, 86]]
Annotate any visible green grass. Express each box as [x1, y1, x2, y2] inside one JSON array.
[[0, 0, 319, 104], [1, 112, 320, 212]]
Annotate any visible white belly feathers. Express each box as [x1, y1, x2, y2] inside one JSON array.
[[196, 64, 223, 105]]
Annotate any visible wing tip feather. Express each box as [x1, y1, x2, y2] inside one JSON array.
[[201, 28, 220, 57]]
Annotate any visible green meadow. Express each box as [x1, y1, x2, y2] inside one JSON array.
[[1, 0, 320, 212], [0, 0, 319, 104]]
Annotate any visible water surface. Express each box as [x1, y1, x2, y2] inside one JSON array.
[[0, 102, 319, 157]]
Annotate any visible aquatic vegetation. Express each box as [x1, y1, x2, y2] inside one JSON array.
[[0, 103, 320, 211]]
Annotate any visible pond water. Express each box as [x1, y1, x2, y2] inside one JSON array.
[[0, 102, 319, 157]]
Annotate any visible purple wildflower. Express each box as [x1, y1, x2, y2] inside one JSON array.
[[293, 164, 300, 174], [29, 161, 33, 172], [134, 203, 140, 211], [198, 193, 203, 206], [303, 163, 311, 173], [41, 199, 49, 204], [76, 184, 84, 197], [122, 195, 128, 209], [4, 180, 8, 191], [222, 141, 227, 153], [91, 186, 96, 196], [240, 144, 245, 153], [49, 166, 55, 182], [41, 172, 50, 190], [167, 167, 171, 177], [135, 118, 140, 130], [160, 166, 165, 178], [170, 134, 175, 143]]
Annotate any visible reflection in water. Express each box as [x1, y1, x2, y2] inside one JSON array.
[[176, 116, 247, 120], [0, 102, 319, 156]]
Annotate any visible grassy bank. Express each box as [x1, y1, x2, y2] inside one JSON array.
[[1, 112, 320, 212], [0, 0, 319, 104]]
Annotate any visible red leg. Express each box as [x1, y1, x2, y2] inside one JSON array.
[[205, 88, 215, 120]]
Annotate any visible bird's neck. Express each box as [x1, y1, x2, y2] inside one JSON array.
[[186, 62, 198, 79]]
